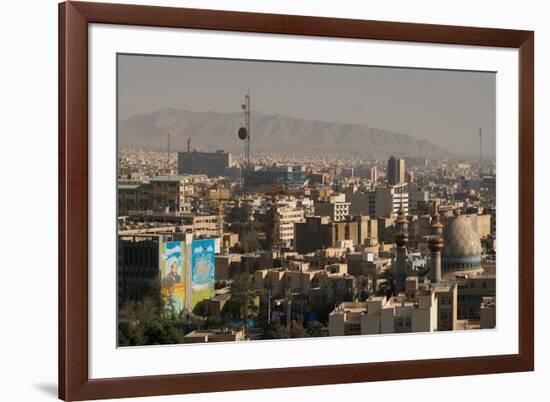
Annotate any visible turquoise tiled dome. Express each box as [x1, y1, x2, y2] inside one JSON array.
[[442, 215, 481, 271]]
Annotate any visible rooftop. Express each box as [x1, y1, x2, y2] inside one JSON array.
[[119, 184, 141, 190], [150, 175, 190, 182]]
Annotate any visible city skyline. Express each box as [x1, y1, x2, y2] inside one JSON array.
[[117, 54, 497, 347]]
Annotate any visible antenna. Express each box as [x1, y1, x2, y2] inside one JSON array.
[[476, 127, 483, 179], [167, 131, 171, 175], [238, 91, 252, 267]]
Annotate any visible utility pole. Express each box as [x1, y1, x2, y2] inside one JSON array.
[[238, 91, 252, 272], [477, 127, 483, 179], [244, 91, 251, 171], [286, 288, 292, 337], [167, 131, 171, 175], [267, 287, 271, 325]]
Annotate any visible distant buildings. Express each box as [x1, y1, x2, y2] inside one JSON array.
[[294, 216, 358, 254], [347, 183, 409, 218], [456, 174, 496, 195], [355, 215, 378, 247], [387, 156, 405, 185], [246, 165, 309, 190], [266, 204, 305, 249], [314, 193, 351, 222], [409, 189, 431, 212], [118, 175, 197, 215], [369, 166, 378, 183], [309, 171, 331, 185], [178, 150, 232, 177], [149, 175, 195, 213]]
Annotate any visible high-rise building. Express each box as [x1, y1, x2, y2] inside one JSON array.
[[266, 205, 305, 249], [347, 184, 408, 218], [387, 156, 405, 185], [246, 165, 309, 190], [369, 166, 378, 183], [178, 150, 232, 177], [314, 200, 351, 222]]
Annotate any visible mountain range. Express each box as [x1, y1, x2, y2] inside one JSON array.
[[118, 108, 451, 158]]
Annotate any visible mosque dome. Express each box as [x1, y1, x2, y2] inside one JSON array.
[[442, 214, 482, 272]]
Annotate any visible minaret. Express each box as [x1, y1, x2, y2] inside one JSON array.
[[428, 201, 444, 283], [394, 198, 408, 293]]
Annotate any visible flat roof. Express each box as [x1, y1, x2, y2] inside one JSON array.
[[150, 175, 190, 182], [119, 184, 141, 190]]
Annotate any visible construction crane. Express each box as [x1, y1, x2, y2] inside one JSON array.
[[184, 186, 234, 237], [209, 185, 234, 237]]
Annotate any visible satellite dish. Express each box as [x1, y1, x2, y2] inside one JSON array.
[[238, 127, 248, 140]]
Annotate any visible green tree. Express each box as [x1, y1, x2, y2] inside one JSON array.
[[230, 273, 258, 338], [117, 320, 144, 346], [354, 275, 371, 301], [306, 321, 325, 337], [289, 320, 308, 339], [377, 269, 395, 298], [117, 289, 187, 346], [261, 320, 287, 340], [142, 319, 184, 345], [262, 273, 279, 324]]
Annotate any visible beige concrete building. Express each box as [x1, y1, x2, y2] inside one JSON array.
[[328, 277, 458, 336], [192, 214, 219, 238], [149, 175, 195, 213], [294, 216, 358, 254], [314, 200, 351, 222], [479, 297, 496, 329], [347, 184, 408, 218], [118, 175, 196, 215], [354, 215, 378, 246], [267, 205, 304, 249], [118, 183, 141, 215], [183, 328, 244, 343], [387, 156, 406, 185], [457, 274, 496, 320], [254, 269, 287, 297], [215, 254, 242, 280]]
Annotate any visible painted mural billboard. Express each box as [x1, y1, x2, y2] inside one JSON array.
[[191, 239, 216, 309], [160, 240, 185, 317]]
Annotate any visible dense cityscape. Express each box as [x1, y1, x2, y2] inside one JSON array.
[[117, 99, 497, 346]]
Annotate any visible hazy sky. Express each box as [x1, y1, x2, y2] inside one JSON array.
[[118, 54, 496, 156]]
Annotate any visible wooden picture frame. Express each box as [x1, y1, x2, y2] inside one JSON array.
[[59, 1, 534, 400]]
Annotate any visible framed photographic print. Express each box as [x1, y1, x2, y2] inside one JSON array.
[[59, 1, 534, 400]]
